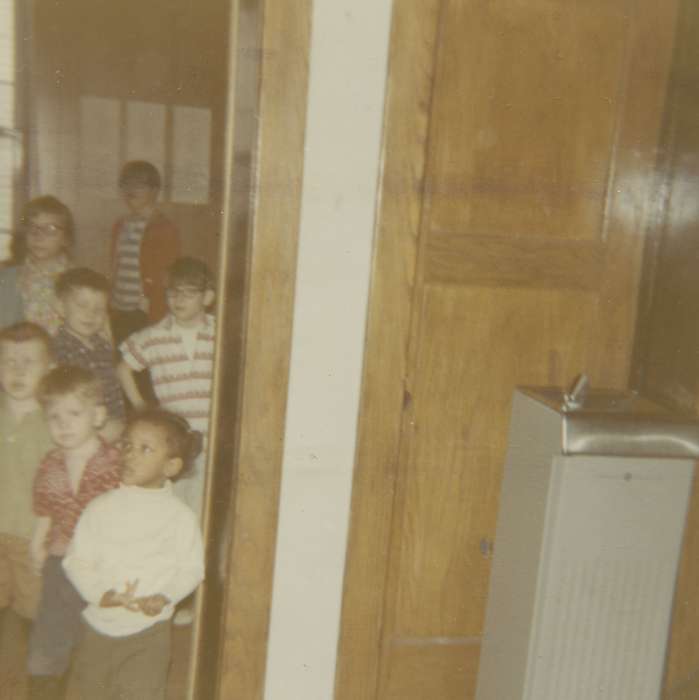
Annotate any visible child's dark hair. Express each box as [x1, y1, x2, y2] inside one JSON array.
[[0, 321, 53, 358], [127, 409, 203, 479], [38, 366, 104, 407], [13, 195, 75, 263], [118, 160, 161, 191], [167, 257, 215, 292], [55, 267, 111, 299]]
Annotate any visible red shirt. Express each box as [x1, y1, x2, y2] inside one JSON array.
[[33, 440, 121, 556], [110, 212, 180, 322]]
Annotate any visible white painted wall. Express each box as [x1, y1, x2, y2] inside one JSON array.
[[263, 1, 394, 698]]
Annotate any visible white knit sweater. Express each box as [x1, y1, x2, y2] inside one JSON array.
[[63, 481, 204, 637]]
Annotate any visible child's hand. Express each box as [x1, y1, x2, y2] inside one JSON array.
[[100, 580, 139, 608], [135, 593, 170, 616], [99, 589, 123, 607]]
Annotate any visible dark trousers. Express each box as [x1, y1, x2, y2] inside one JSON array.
[[27, 556, 85, 677], [71, 621, 171, 700]]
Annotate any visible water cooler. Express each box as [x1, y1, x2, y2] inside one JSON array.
[[475, 383, 699, 700]]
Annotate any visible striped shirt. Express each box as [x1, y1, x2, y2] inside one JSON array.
[[112, 218, 147, 311], [119, 314, 215, 436], [33, 440, 121, 556]]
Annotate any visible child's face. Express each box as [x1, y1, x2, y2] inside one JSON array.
[[25, 212, 68, 263], [166, 283, 213, 327], [0, 339, 51, 402], [45, 393, 105, 451], [120, 422, 182, 489], [62, 287, 108, 341], [120, 183, 158, 217]]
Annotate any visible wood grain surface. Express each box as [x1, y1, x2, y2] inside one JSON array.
[[337, 1, 680, 698], [211, 1, 311, 698]]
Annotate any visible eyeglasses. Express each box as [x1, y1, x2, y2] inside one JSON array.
[[26, 223, 65, 238], [166, 286, 205, 300]]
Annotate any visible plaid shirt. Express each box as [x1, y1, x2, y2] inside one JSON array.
[[52, 325, 126, 420], [33, 440, 121, 556]]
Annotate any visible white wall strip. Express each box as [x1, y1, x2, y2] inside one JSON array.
[[263, 1, 394, 698]]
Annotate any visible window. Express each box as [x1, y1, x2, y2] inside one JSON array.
[[0, 0, 22, 261], [79, 96, 211, 205]]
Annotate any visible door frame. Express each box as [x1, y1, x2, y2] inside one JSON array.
[[333, 2, 444, 697], [191, 1, 312, 697]]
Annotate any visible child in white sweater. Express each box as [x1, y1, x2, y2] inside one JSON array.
[[62, 409, 204, 699]]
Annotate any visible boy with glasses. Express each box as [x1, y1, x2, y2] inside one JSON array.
[[117, 257, 215, 520]]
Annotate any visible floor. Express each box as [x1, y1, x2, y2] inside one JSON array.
[[0, 609, 192, 699]]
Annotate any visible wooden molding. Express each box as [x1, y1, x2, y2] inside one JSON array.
[[206, 1, 312, 698], [334, 2, 444, 697]]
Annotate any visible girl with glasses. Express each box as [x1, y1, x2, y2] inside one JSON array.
[[0, 195, 74, 334]]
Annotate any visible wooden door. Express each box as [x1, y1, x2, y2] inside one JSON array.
[[335, 1, 679, 698], [632, 0, 699, 695]]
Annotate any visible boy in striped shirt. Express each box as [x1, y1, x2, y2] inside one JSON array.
[[110, 160, 180, 345], [117, 257, 215, 519]]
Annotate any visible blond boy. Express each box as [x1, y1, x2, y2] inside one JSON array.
[[26, 366, 120, 697]]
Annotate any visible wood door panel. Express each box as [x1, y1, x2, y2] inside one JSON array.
[[379, 643, 480, 700], [389, 285, 597, 638], [427, 0, 629, 240], [426, 233, 604, 289]]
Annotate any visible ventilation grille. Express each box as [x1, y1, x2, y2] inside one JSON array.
[[527, 557, 673, 700]]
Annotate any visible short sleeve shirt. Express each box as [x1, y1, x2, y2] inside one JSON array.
[[33, 440, 120, 556], [52, 325, 126, 420], [119, 314, 215, 436]]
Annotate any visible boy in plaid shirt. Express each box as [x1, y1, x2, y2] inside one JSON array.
[[26, 366, 120, 699], [53, 267, 125, 442]]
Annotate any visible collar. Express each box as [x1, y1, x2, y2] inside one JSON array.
[[118, 479, 174, 497], [162, 313, 214, 332], [57, 324, 108, 349], [57, 435, 108, 464]]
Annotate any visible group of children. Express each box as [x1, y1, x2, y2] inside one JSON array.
[[0, 161, 215, 699]]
